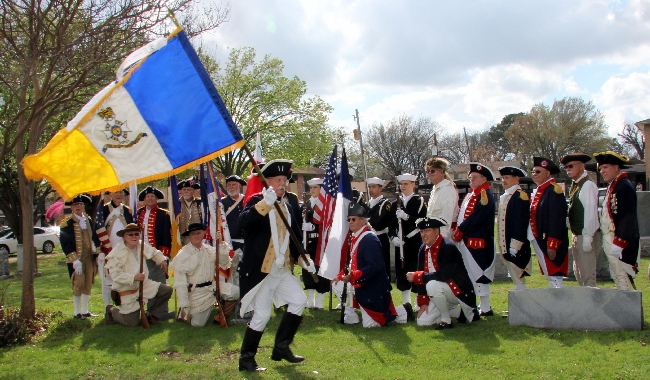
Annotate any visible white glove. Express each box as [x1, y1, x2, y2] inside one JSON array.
[[302, 222, 315, 232], [582, 236, 593, 253], [73, 259, 83, 275], [395, 209, 409, 221], [303, 259, 316, 274], [508, 248, 518, 256], [392, 237, 403, 247], [263, 186, 277, 206], [611, 245, 623, 260]]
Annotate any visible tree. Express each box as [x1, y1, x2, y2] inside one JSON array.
[[617, 123, 645, 159], [505, 97, 610, 167], [201, 47, 334, 177], [485, 113, 524, 161], [0, 0, 228, 319], [364, 115, 441, 180]]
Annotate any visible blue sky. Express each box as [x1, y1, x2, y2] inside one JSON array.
[[203, 0, 650, 136]]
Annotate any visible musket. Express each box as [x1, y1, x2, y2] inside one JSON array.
[[302, 192, 308, 251], [210, 171, 228, 328], [395, 190, 405, 269], [138, 224, 150, 329], [242, 145, 318, 283], [340, 233, 352, 324]]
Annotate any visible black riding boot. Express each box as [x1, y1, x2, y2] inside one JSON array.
[[239, 327, 266, 372], [271, 312, 305, 363]]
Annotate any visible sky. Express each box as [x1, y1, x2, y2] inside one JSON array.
[[203, 0, 650, 137]]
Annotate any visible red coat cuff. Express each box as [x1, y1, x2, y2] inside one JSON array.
[[160, 246, 171, 257], [451, 222, 457, 230], [417, 294, 430, 307], [613, 236, 629, 249], [413, 271, 425, 285], [453, 229, 463, 242], [350, 269, 363, 283], [446, 279, 462, 297], [547, 238, 560, 251], [336, 270, 345, 280]]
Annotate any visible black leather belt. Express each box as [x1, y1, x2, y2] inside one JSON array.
[[308, 233, 319, 238], [187, 281, 212, 292]]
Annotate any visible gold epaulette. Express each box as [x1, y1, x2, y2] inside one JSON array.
[[552, 182, 563, 194], [158, 207, 170, 214], [517, 189, 529, 201], [480, 189, 488, 205], [60, 215, 72, 228], [124, 205, 132, 212]]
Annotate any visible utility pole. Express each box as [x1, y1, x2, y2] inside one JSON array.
[[353, 109, 370, 198], [463, 127, 472, 162]]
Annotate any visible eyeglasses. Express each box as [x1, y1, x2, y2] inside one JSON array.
[[427, 169, 438, 174], [347, 217, 360, 222], [532, 170, 542, 174], [125, 233, 140, 237]]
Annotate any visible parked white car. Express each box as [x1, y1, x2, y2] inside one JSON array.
[[0, 226, 61, 254]]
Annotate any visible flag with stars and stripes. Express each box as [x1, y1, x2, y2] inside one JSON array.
[[313, 146, 338, 260], [318, 147, 353, 280]]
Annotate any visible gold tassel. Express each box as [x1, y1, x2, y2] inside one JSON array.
[[480, 189, 488, 205], [517, 189, 529, 201], [552, 183, 563, 194]]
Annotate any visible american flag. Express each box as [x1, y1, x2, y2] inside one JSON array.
[[318, 148, 353, 280], [313, 146, 338, 259]]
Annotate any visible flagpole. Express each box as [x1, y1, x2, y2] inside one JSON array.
[[207, 164, 229, 328], [353, 109, 370, 198], [241, 144, 319, 283]]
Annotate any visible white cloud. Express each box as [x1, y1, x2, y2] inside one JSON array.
[[594, 70, 650, 133]]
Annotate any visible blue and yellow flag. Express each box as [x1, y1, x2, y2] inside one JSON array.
[[22, 28, 244, 199]]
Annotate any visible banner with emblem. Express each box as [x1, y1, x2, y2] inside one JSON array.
[[22, 27, 244, 199]]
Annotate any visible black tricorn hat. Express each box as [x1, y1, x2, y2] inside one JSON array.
[[416, 216, 448, 230], [498, 166, 527, 177], [348, 202, 369, 218], [560, 153, 592, 166], [593, 151, 630, 169], [65, 194, 92, 206], [138, 186, 164, 201], [469, 162, 495, 181], [116, 223, 141, 237], [533, 156, 560, 175], [225, 175, 247, 186], [181, 222, 205, 237], [259, 159, 293, 178]]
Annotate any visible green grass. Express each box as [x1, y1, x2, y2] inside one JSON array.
[[1, 252, 649, 379]]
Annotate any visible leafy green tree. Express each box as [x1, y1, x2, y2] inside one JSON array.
[[505, 97, 609, 167], [201, 47, 335, 176], [0, 0, 228, 319]]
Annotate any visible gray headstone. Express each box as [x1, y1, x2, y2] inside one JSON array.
[[509, 287, 643, 331], [637, 191, 650, 237], [0, 246, 8, 277]]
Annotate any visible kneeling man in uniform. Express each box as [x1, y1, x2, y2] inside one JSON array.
[[104, 223, 172, 327], [407, 216, 478, 329]]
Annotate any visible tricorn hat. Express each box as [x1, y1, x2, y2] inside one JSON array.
[[225, 175, 247, 186], [65, 194, 92, 206], [116, 223, 141, 237], [498, 166, 527, 177], [260, 159, 293, 178], [533, 157, 560, 175], [138, 186, 165, 201], [416, 216, 448, 230], [593, 151, 630, 169], [348, 202, 369, 218], [469, 162, 495, 181], [181, 222, 205, 237], [560, 153, 592, 166]]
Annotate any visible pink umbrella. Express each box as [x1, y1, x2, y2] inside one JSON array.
[[45, 201, 64, 221]]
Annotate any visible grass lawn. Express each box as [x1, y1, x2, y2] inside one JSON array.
[[0, 251, 649, 379]]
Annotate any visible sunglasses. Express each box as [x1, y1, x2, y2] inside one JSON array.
[[347, 217, 360, 222], [125, 232, 140, 237], [427, 169, 438, 174], [532, 170, 543, 174]]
